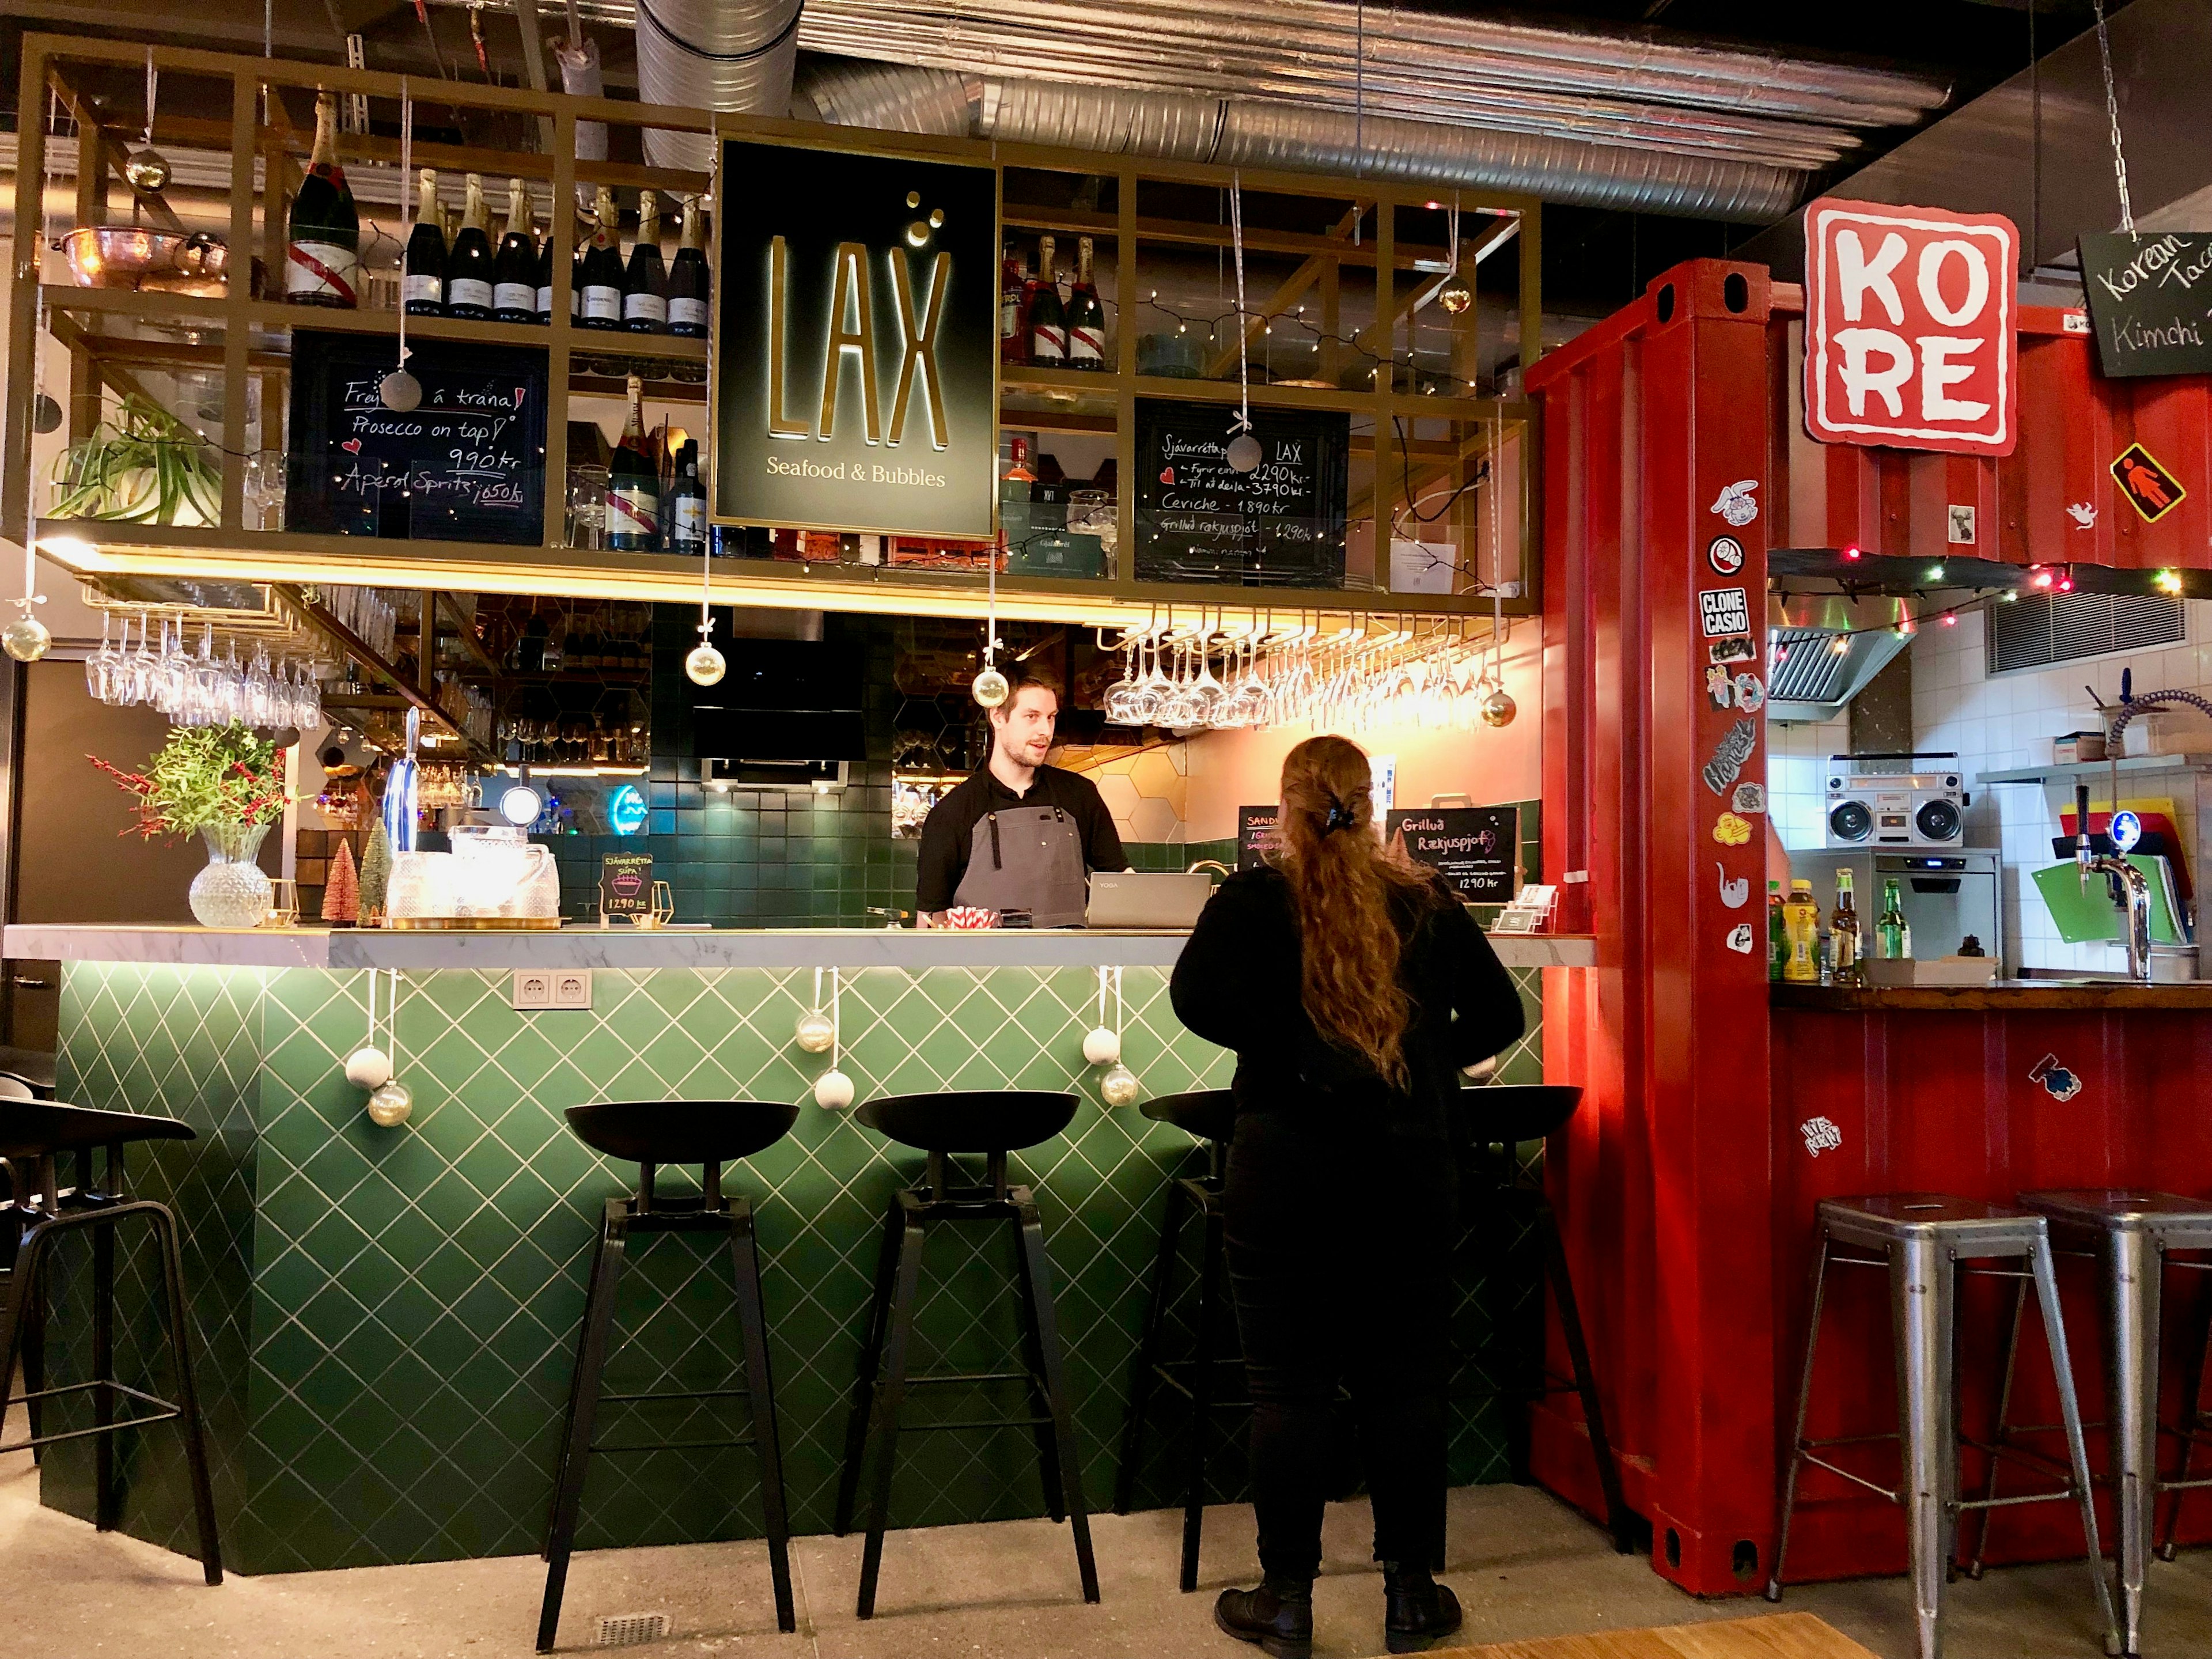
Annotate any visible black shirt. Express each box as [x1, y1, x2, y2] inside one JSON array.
[[1169, 865, 1525, 1142], [916, 764, 1127, 912]]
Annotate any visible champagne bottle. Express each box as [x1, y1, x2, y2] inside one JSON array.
[[285, 90, 359, 308], [999, 243, 1027, 366], [402, 168, 445, 317], [444, 173, 494, 320], [534, 217, 558, 324], [622, 190, 669, 333], [578, 186, 623, 330], [1067, 236, 1107, 369], [669, 440, 707, 557], [492, 179, 537, 324], [666, 195, 711, 338], [1027, 234, 1065, 364], [608, 375, 660, 551]]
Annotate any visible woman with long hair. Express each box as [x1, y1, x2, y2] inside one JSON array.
[[1170, 734, 1525, 1658]]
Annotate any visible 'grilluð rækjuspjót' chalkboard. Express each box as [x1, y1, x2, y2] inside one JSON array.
[[286, 331, 547, 543], [1134, 399, 1348, 586], [1384, 805, 1520, 902], [2078, 233, 2212, 380]]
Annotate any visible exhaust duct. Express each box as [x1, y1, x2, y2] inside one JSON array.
[[632, 0, 804, 172]]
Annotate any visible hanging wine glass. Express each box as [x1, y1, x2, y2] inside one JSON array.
[[86, 611, 116, 703]]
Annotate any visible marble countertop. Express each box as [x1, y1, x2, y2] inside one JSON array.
[[5, 924, 1598, 972]]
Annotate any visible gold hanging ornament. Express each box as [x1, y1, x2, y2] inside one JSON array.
[[124, 51, 171, 195], [3, 541, 48, 662]]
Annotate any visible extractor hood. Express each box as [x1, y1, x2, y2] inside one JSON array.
[[1767, 593, 1915, 724]]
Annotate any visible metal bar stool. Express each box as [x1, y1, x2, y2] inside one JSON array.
[[1112, 1088, 1238, 1592], [1967, 1190, 2212, 1657], [537, 1100, 800, 1654], [1766, 1194, 2120, 1659], [1454, 1084, 1635, 1555], [0, 1101, 222, 1582], [834, 1089, 1099, 1619]]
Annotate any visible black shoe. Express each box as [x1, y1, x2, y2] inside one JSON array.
[[1214, 1578, 1314, 1658], [1382, 1562, 1463, 1654]]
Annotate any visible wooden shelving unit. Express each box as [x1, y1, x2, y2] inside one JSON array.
[[10, 30, 1543, 630]]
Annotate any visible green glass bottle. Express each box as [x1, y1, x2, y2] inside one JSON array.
[[1767, 879, 1786, 982], [1878, 877, 1908, 960]]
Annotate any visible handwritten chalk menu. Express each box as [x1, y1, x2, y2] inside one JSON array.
[[2078, 234, 2212, 379], [287, 331, 546, 543], [1237, 805, 1282, 870], [1134, 399, 1348, 586], [599, 853, 653, 917], [1384, 806, 1519, 902]]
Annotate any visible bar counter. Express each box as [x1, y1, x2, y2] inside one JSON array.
[[1772, 979, 2212, 1012], [10, 923, 1571, 1574]]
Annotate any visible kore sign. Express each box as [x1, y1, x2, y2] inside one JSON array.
[[1803, 199, 2019, 457]]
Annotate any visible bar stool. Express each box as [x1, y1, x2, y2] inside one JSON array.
[[1112, 1088, 1238, 1591], [834, 1089, 1099, 1618], [1453, 1084, 1635, 1555], [1766, 1195, 2120, 1659], [0, 1101, 222, 1582], [1966, 1190, 2212, 1657], [537, 1100, 800, 1654]]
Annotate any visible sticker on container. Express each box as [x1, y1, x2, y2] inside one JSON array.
[[1718, 863, 1750, 908], [1726, 922, 1756, 953], [2068, 501, 2098, 529], [1700, 587, 1752, 638], [2109, 809, 2143, 853], [1703, 717, 1759, 796], [2028, 1052, 2083, 1103], [2112, 442, 2186, 524], [1733, 673, 1766, 713], [1948, 504, 1976, 544], [1713, 812, 1753, 847], [1732, 782, 1768, 816], [1710, 635, 1759, 666], [1709, 479, 1759, 527], [1708, 535, 1745, 575], [1706, 664, 1734, 709], [1800, 1116, 1843, 1158]]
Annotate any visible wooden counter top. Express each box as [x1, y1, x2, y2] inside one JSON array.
[[1773, 979, 2212, 1012]]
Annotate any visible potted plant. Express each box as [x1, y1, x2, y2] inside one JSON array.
[[92, 724, 292, 928], [48, 392, 221, 525]]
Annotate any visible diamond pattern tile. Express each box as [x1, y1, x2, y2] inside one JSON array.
[[42, 958, 1544, 1573]]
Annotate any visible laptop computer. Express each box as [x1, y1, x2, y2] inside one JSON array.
[[1085, 870, 1217, 929]]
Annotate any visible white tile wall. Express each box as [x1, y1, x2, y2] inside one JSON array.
[[1767, 712, 1851, 854]]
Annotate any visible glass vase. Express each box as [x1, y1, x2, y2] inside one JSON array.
[[189, 823, 274, 930]]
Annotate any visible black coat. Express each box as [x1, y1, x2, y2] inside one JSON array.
[[1169, 865, 1527, 1142]]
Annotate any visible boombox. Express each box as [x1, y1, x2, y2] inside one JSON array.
[[1825, 763, 1967, 849]]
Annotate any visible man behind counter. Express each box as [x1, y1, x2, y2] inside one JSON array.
[[916, 668, 1126, 927]]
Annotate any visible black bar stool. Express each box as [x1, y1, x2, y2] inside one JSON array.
[[0, 1101, 222, 1582], [537, 1100, 800, 1654], [1113, 1088, 1237, 1591], [834, 1089, 1099, 1618], [1767, 1195, 2119, 1659], [1453, 1084, 1635, 1555]]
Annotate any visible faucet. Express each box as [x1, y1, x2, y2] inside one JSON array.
[[1186, 859, 1233, 878], [2076, 783, 2153, 983]]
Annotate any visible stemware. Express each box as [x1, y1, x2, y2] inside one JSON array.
[[85, 611, 117, 702]]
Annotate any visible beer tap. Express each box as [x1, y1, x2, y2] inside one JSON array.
[[2077, 782, 2152, 983]]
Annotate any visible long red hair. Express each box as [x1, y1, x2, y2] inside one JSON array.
[[1275, 734, 1431, 1089]]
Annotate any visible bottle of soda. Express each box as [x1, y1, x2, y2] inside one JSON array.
[[1782, 879, 1821, 984], [1830, 869, 1863, 987], [1766, 879, 1786, 983]]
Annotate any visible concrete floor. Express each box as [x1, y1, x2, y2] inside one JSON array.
[[6, 1435, 2206, 1659]]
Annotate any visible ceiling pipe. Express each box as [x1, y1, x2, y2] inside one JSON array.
[[796, 57, 1805, 221], [630, 0, 804, 172]]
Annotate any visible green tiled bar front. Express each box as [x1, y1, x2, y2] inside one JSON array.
[[41, 959, 1544, 1573]]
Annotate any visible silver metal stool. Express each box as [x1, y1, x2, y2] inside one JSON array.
[[1766, 1195, 2120, 1659], [1969, 1190, 2212, 1657]]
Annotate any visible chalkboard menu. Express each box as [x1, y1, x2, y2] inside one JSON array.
[[599, 853, 653, 918], [1384, 806, 1519, 902], [1134, 399, 1349, 586], [2078, 233, 2212, 379], [1237, 804, 1282, 870], [287, 331, 547, 543]]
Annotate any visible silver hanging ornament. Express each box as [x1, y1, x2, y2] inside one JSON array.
[[971, 665, 1009, 708], [2, 608, 51, 663], [124, 146, 172, 195], [686, 642, 726, 686], [380, 369, 423, 412], [365, 1079, 414, 1128], [31, 393, 62, 435], [1479, 683, 1518, 728], [1225, 430, 1263, 474], [794, 1009, 835, 1054], [1437, 274, 1474, 315], [1099, 1062, 1141, 1108]]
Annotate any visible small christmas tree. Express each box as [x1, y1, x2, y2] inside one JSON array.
[[358, 817, 391, 923], [321, 838, 359, 926]]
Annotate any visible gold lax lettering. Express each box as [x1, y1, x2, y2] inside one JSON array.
[[888, 251, 952, 450], [817, 241, 881, 445], [766, 237, 808, 440]]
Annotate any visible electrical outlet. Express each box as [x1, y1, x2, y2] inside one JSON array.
[[511, 970, 554, 1010], [551, 969, 593, 1010]]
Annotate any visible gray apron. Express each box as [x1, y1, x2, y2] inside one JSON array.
[[952, 805, 1089, 928]]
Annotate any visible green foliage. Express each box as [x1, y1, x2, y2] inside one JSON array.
[[91, 723, 290, 839], [358, 816, 392, 915], [48, 393, 222, 525]]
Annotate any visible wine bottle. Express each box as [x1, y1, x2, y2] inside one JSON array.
[[1067, 236, 1107, 369], [999, 244, 1027, 366], [444, 173, 494, 320], [402, 168, 444, 317], [1027, 234, 1065, 364], [666, 195, 710, 338], [534, 217, 557, 324], [622, 190, 669, 334], [285, 90, 359, 308], [608, 375, 660, 551], [493, 179, 537, 324], [579, 186, 624, 330], [669, 440, 707, 557]]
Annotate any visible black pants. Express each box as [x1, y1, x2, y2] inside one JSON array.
[[1224, 1113, 1457, 1582]]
